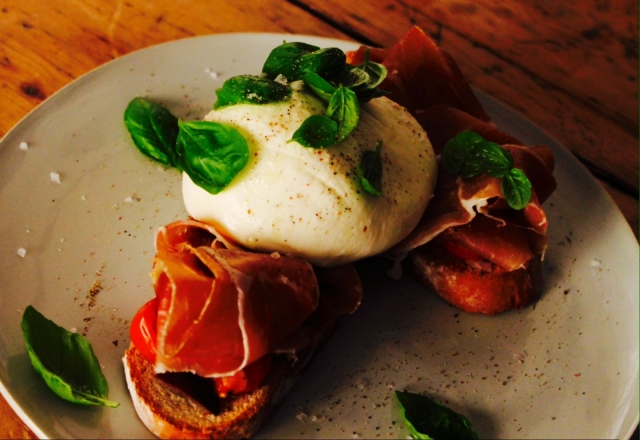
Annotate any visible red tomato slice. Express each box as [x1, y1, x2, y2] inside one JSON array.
[[130, 298, 158, 365]]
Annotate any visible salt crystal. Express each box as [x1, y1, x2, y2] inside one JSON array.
[[81, 195, 86, 201], [70, 327, 77, 333], [19, 141, 28, 151], [204, 68, 219, 79], [296, 412, 308, 421], [124, 196, 133, 203], [50, 172, 61, 183], [17, 248, 27, 258], [590, 259, 601, 267], [274, 74, 288, 85]]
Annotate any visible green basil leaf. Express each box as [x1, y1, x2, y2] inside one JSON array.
[[213, 75, 292, 109], [327, 86, 360, 142], [262, 42, 347, 82], [124, 97, 180, 168], [303, 72, 336, 102], [357, 140, 383, 196], [262, 42, 320, 80], [291, 114, 338, 148], [474, 142, 513, 178], [340, 50, 388, 102], [396, 391, 478, 440], [177, 120, 250, 194], [502, 167, 533, 210], [442, 131, 514, 178], [298, 47, 347, 82], [442, 131, 533, 210], [441, 131, 487, 177], [21, 305, 119, 407]]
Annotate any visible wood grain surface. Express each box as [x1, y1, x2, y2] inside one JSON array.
[[0, 0, 637, 438]]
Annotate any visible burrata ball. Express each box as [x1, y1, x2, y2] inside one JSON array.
[[182, 87, 436, 266]]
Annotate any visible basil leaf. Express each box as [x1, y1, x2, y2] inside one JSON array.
[[177, 120, 250, 194], [502, 168, 532, 210], [124, 97, 180, 168], [303, 72, 336, 103], [262, 42, 320, 80], [441, 131, 533, 210], [340, 50, 389, 102], [290, 114, 338, 148], [21, 305, 119, 407], [441, 131, 487, 177], [347, 50, 387, 84], [396, 391, 478, 440], [327, 86, 360, 142], [263, 42, 347, 82], [474, 143, 513, 178], [357, 140, 383, 196], [214, 75, 292, 109], [298, 47, 347, 82]]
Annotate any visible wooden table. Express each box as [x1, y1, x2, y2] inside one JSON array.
[[0, 1, 637, 438]]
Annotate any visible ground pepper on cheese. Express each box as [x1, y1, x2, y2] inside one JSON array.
[[182, 88, 437, 266]]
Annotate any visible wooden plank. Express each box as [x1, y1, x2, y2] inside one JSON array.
[[0, 0, 353, 138], [295, 0, 639, 193]]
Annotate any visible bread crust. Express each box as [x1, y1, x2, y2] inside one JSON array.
[[124, 316, 339, 439], [408, 240, 543, 315]]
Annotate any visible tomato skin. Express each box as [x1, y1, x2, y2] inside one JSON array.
[[442, 240, 483, 262], [214, 355, 273, 398], [130, 298, 158, 365]]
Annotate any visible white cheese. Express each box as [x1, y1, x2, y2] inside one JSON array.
[[182, 89, 437, 266]]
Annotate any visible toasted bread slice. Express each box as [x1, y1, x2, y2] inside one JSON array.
[[408, 240, 543, 315], [123, 317, 336, 440]]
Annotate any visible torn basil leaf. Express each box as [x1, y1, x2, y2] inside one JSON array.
[[21, 305, 119, 407], [291, 114, 338, 148], [124, 97, 180, 168], [214, 75, 292, 109], [396, 391, 478, 440], [177, 120, 249, 194], [357, 140, 383, 196], [441, 131, 533, 210]]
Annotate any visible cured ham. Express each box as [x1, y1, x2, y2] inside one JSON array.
[[347, 26, 489, 124], [348, 27, 557, 272], [150, 220, 361, 378]]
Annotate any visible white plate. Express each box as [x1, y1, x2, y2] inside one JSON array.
[[0, 33, 637, 439]]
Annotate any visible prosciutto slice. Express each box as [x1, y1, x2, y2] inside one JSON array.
[[348, 27, 557, 271], [152, 220, 329, 378]]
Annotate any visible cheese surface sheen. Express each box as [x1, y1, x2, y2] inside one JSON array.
[[182, 88, 437, 266]]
